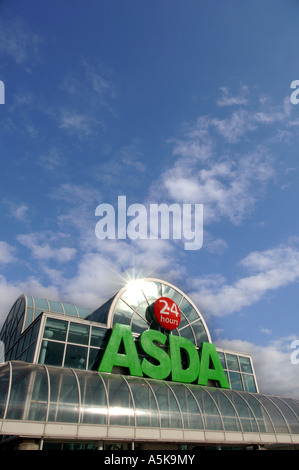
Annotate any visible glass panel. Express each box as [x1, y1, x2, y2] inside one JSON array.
[[229, 372, 243, 391], [243, 393, 274, 433], [270, 396, 299, 434], [135, 301, 150, 320], [67, 322, 90, 345], [39, 340, 64, 367], [141, 281, 162, 301], [63, 304, 78, 317], [131, 313, 148, 335], [150, 381, 182, 428], [239, 356, 253, 373], [44, 318, 68, 341], [24, 307, 33, 330], [25, 342, 36, 363], [208, 389, 241, 432], [127, 377, 159, 427], [26, 296, 33, 307], [191, 387, 223, 431], [257, 395, 289, 434], [281, 398, 299, 433], [226, 354, 240, 371], [161, 284, 182, 305], [178, 324, 196, 344], [88, 348, 102, 370], [6, 363, 45, 420], [221, 390, 258, 433], [77, 306, 91, 318], [27, 366, 48, 421], [48, 368, 79, 423], [0, 363, 10, 419], [190, 319, 209, 346], [179, 298, 198, 323], [112, 299, 134, 326], [64, 344, 87, 369], [171, 384, 203, 430], [90, 327, 109, 348], [217, 351, 226, 369], [34, 298, 49, 310], [121, 286, 146, 309], [243, 374, 257, 393], [48, 301, 64, 314], [77, 370, 107, 425], [102, 374, 134, 426]]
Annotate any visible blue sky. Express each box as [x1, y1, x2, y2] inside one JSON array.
[[1, 0, 299, 397]]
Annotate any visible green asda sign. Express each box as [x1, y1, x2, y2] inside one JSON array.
[[98, 323, 230, 389]]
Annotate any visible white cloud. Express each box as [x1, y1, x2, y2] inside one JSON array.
[[17, 232, 76, 263], [2, 198, 30, 223], [0, 18, 41, 68], [0, 241, 17, 264], [37, 147, 67, 171], [217, 85, 249, 107], [189, 242, 299, 317], [157, 148, 274, 225], [216, 336, 299, 398]]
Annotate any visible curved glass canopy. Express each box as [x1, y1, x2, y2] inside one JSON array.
[[0, 361, 299, 445], [87, 278, 211, 348]]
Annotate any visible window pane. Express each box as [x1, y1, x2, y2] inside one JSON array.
[[67, 322, 89, 345], [77, 370, 107, 425], [39, 340, 64, 367], [190, 319, 209, 346], [44, 318, 67, 341], [102, 375, 134, 426], [88, 348, 102, 370], [90, 327, 109, 348], [217, 351, 226, 369], [229, 371, 243, 391], [0, 363, 10, 419], [112, 299, 134, 326], [243, 374, 257, 393], [192, 388, 223, 431], [226, 354, 240, 371], [121, 286, 146, 309], [34, 298, 49, 310], [239, 356, 253, 373], [64, 344, 87, 369], [161, 284, 182, 305], [150, 381, 182, 429], [48, 301, 64, 313], [141, 281, 162, 301], [48, 369, 79, 423], [127, 377, 159, 427], [64, 304, 78, 317], [179, 298, 198, 323]]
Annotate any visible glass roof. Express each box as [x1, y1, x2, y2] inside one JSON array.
[[0, 361, 299, 444], [87, 278, 211, 347]]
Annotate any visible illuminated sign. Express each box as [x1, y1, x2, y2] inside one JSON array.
[[98, 323, 230, 389], [154, 297, 181, 330]]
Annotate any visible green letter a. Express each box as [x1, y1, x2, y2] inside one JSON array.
[[198, 342, 230, 389], [98, 323, 142, 377]]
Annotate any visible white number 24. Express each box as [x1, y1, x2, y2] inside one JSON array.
[[158, 299, 179, 317]]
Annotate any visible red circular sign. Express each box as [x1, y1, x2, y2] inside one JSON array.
[[154, 297, 181, 330]]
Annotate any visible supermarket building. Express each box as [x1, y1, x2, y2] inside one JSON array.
[[0, 277, 298, 450]]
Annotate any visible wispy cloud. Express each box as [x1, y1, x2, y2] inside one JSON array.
[[0, 18, 41, 68], [189, 241, 299, 317], [216, 336, 299, 397], [0, 241, 17, 264], [2, 198, 30, 223], [217, 85, 249, 107], [17, 231, 77, 263]]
